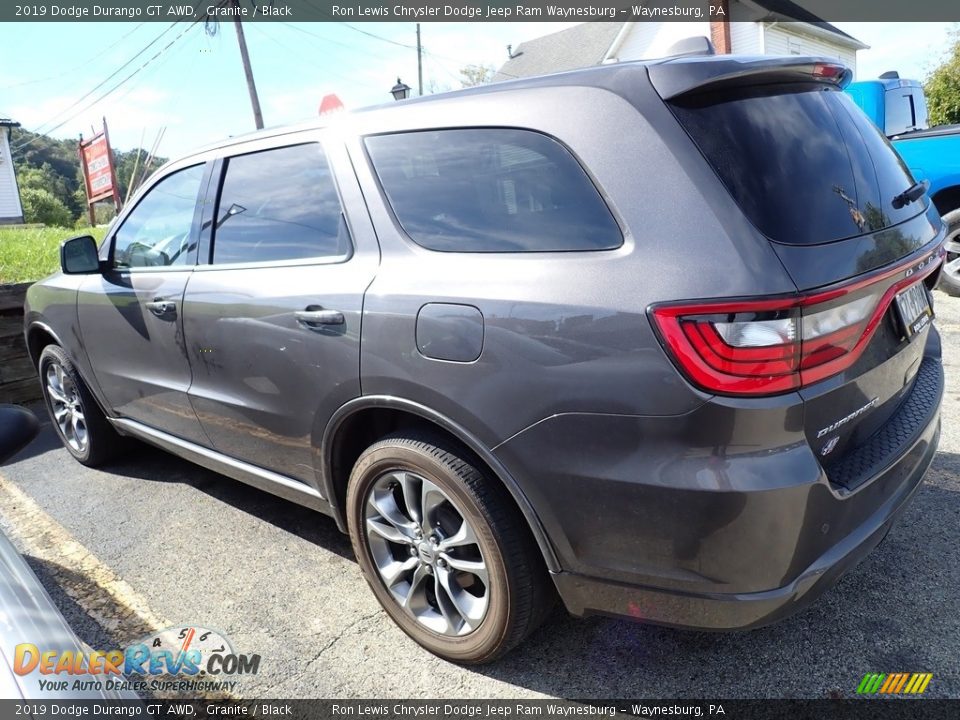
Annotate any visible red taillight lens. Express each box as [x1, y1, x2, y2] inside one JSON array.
[[812, 63, 844, 79], [651, 252, 942, 397]]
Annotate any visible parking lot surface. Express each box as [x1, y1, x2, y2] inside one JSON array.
[[1, 292, 959, 700]]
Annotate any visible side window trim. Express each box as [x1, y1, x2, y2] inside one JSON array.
[[203, 139, 353, 269], [196, 157, 225, 266], [106, 160, 212, 272]]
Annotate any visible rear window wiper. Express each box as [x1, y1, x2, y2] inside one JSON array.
[[892, 179, 929, 209]]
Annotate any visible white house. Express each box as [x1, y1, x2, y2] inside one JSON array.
[[495, 0, 867, 81], [0, 119, 24, 225]]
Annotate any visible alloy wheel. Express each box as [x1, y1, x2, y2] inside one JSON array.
[[363, 470, 489, 636], [45, 361, 88, 453], [943, 223, 960, 286]]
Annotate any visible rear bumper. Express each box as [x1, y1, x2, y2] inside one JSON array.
[[553, 415, 937, 629], [495, 342, 943, 629]]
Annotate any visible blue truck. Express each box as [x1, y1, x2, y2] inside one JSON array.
[[847, 72, 960, 295]]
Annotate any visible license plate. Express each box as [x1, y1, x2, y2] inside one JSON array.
[[894, 283, 933, 339]]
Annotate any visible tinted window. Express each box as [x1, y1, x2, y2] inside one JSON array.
[[670, 85, 919, 245], [365, 129, 622, 252], [212, 144, 350, 265], [885, 88, 929, 135], [113, 164, 203, 268], [885, 90, 916, 136]]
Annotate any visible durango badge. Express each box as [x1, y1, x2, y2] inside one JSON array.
[[816, 398, 880, 439]]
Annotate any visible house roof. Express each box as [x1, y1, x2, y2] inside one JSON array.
[[495, 4, 866, 80], [736, 0, 867, 48], [493, 23, 626, 82], [0, 119, 20, 128]]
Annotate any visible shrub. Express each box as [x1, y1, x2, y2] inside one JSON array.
[[20, 187, 73, 227]]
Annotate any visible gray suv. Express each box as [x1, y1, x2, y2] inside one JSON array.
[[26, 53, 945, 664]]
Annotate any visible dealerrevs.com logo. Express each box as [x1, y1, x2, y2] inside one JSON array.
[[13, 625, 260, 695]]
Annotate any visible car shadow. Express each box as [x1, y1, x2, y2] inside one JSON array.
[[22, 555, 130, 653], [99, 440, 354, 562]]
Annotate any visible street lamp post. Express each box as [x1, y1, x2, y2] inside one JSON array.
[[390, 78, 412, 101]]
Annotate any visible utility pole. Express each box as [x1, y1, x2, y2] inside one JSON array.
[[416, 23, 423, 97], [232, 0, 264, 129]]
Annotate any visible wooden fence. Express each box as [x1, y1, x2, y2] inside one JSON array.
[[0, 283, 40, 405]]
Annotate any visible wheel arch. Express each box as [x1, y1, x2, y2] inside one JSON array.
[[931, 185, 960, 217], [26, 321, 64, 367], [27, 320, 114, 420], [320, 396, 561, 573]]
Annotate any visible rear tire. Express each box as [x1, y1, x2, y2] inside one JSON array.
[[38, 345, 121, 467], [346, 432, 553, 664], [936, 209, 960, 297]]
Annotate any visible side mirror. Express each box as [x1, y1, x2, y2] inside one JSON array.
[[60, 235, 101, 274]]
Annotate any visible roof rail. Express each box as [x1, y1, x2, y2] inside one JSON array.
[[663, 36, 716, 59]]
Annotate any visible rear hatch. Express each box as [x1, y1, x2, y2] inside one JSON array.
[[648, 56, 944, 488]]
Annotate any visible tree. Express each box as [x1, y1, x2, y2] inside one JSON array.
[[11, 127, 166, 223], [425, 77, 451, 95], [20, 187, 73, 227], [926, 27, 960, 127], [459, 64, 495, 88]]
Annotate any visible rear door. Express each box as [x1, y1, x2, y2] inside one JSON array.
[[78, 161, 211, 444], [656, 60, 944, 480], [181, 133, 379, 485]]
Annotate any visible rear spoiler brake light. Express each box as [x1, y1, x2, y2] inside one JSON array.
[[648, 56, 853, 100]]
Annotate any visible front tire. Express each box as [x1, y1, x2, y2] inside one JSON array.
[[936, 209, 960, 297], [346, 432, 552, 664], [38, 345, 121, 467]]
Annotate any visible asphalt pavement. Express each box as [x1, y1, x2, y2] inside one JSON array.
[[1, 292, 959, 700]]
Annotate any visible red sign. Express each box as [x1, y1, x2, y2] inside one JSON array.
[[318, 94, 345, 116], [79, 133, 116, 203]]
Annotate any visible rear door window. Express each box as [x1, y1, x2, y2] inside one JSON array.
[[211, 143, 350, 265], [669, 84, 919, 245], [365, 128, 622, 252]]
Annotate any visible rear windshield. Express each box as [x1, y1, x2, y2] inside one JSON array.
[[669, 84, 920, 245]]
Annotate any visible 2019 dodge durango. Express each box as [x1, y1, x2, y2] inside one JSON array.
[[25, 51, 945, 663]]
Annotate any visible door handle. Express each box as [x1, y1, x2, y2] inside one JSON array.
[[145, 299, 177, 317], [295, 308, 345, 328]]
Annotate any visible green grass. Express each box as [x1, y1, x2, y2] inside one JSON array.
[[0, 226, 108, 284]]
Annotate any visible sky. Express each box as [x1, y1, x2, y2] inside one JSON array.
[[0, 21, 956, 159]]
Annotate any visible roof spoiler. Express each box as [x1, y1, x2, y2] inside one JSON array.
[[879, 70, 900, 79], [648, 56, 854, 100]]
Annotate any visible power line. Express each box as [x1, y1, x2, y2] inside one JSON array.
[[279, 21, 388, 57], [339, 22, 418, 51], [19, 23, 180, 140], [0, 23, 149, 90], [249, 23, 383, 93], [13, 22, 199, 153]]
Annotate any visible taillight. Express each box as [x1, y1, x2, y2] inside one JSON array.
[[812, 63, 844, 80], [651, 251, 942, 397]]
